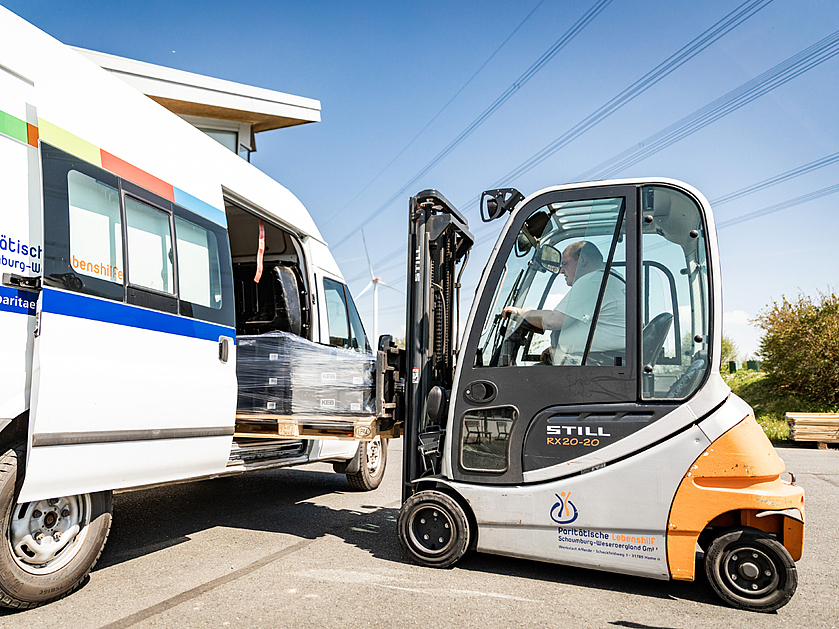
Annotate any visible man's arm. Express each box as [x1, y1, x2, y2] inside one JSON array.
[[502, 306, 566, 331]]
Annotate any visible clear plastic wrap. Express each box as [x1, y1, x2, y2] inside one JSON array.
[[236, 331, 374, 422]]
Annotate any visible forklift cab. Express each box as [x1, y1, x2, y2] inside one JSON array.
[[397, 180, 804, 614], [453, 183, 709, 482]]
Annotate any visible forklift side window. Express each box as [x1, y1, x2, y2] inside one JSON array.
[[641, 186, 710, 399], [460, 407, 517, 472], [475, 198, 626, 368]]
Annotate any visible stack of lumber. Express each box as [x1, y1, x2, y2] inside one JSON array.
[[786, 413, 839, 447]]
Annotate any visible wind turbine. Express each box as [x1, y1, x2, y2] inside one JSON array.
[[357, 229, 395, 349]]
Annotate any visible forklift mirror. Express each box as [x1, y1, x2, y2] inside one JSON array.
[[535, 244, 561, 274], [515, 210, 551, 257], [480, 188, 524, 222]]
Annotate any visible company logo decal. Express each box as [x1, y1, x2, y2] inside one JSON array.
[[550, 491, 578, 524]]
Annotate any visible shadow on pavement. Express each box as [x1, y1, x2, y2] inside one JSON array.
[[94, 467, 405, 571], [91, 466, 731, 614]]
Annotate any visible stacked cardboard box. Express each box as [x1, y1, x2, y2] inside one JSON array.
[[236, 331, 374, 423]]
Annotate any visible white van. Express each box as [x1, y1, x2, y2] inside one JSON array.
[[0, 6, 384, 608]]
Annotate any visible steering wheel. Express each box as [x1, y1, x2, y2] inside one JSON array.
[[505, 312, 541, 336]]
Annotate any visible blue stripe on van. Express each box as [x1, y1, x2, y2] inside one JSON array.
[[173, 188, 228, 228], [42, 288, 235, 343], [0, 285, 37, 315]]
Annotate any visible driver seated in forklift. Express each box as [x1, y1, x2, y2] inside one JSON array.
[[502, 240, 625, 365]]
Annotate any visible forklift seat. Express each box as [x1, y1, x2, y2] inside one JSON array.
[[642, 312, 673, 367]]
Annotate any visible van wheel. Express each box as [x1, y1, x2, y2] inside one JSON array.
[[397, 490, 470, 568], [0, 442, 112, 609], [346, 437, 387, 491], [704, 527, 797, 612]]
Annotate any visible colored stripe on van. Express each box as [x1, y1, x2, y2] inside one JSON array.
[[0, 285, 37, 315], [42, 287, 235, 343], [37, 119, 228, 227], [0, 108, 38, 147]]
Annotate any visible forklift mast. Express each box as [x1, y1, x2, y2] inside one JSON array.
[[398, 190, 473, 501]]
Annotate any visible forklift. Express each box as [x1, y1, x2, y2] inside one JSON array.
[[377, 179, 805, 613]]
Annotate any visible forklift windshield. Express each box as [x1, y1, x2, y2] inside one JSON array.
[[477, 196, 627, 368], [474, 185, 709, 400]]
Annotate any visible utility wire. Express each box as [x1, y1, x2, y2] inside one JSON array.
[[471, 0, 775, 203], [580, 30, 839, 180], [710, 150, 839, 206], [345, 0, 774, 284], [331, 0, 615, 249], [321, 0, 547, 226], [717, 183, 839, 229]]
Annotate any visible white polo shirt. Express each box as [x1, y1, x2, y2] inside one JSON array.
[[550, 270, 625, 365]]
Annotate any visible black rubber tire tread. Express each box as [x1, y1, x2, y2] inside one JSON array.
[[0, 441, 113, 609], [704, 527, 797, 613], [346, 438, 387, 491], [397, 490, 470, 569]]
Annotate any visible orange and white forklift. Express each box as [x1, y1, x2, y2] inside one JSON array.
[[381, 180, 805, 612]]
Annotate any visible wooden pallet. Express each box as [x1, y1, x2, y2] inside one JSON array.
[[235, 413, 401, 441], [786, 413, 839, 449]]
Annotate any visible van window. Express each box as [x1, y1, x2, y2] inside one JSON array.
[[175, 216, 222, 310], [67, 170, 123, 286], [346, 292, 369, 352], [323, 278, 369, 352], [125, 196, 174, 295], [324, 277, 351, 349]]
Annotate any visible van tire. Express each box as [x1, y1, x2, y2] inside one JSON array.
[[0, 441, 112, 609], [346, 437, 387, 491]]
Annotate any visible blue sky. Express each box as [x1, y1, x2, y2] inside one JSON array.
[[7, 0, 839, 357]]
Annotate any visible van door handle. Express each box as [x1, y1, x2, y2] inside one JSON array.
[[219, 336, 232, 363]]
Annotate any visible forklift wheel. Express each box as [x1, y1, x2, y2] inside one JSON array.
[[397, 490, 470, 568], [704, 528, 797, 613]]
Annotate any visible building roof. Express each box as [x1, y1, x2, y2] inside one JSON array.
[[73, 48, 321, 133]]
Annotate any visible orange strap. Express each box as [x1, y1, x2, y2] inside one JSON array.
[[254, 220, 265, 282]]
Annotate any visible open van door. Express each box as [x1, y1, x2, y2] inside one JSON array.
[[20, 144, 238, 502]]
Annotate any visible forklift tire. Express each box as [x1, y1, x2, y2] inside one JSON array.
[[397, 490, 470, 568], [346, 437, 387, 491], [704, 527, 797, 613], [0, 441, 113, 609]]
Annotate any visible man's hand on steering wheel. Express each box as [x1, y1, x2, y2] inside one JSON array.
[[501, 307, 542, 335]]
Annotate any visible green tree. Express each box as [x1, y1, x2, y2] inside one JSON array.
[[755, 290, 839, 405], [720, 335, 738, 366]]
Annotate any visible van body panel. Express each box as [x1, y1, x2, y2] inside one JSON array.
[[21, 288, 237, 501]]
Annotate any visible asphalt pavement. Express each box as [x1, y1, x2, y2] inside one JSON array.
[[1, 440, 836, 628]]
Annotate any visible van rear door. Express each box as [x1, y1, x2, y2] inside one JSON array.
[[20, 143, 237, 502]]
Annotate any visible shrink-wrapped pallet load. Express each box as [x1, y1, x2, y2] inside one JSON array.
[[236, 331, 374, 422]]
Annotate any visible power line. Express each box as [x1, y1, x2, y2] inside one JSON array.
[[710, 150, 839, 206], [581, 30, 839, 180], [345, 0, 774, 281], [331, 0, 615, 249], [717, 183, 839, 229], [321, 0, 547, 226], [476, 0, 775, 198]]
